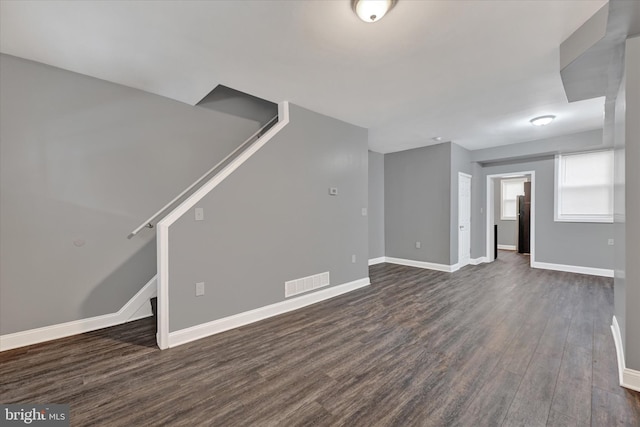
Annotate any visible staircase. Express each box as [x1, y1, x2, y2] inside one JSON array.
[[127, 98, 290, 350]]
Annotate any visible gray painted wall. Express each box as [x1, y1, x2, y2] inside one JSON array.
[[385, 143, 451, 265], [470, 162, 485, 259], [368, 151, 385, 260], [167, 104, 368, 332], [494, 178, 519, 247], [384, 141, 471, 266], [622, 36, 640, 370], [482, 158, 614, 269], [470, 130, 617, 267], [449, 143, 472, 265], [471, 129, 604, 164], [0, 54, 265, 335]]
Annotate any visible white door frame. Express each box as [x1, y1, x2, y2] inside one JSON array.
[[458, 172, 472, 267], [485, 171, 536, 266]]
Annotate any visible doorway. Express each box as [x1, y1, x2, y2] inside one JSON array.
[[458, 172, 471, 267], [486, 171, 536, 266]]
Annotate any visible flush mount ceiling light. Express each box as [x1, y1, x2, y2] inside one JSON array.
[[530, 115, 556, 126], [432, 136, 443, 142], [352, 0, 397, 23]]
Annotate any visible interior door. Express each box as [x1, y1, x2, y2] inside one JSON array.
[[458, 173, 471, 266]]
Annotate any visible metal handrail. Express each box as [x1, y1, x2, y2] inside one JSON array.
[[127, 114, 279, 239]]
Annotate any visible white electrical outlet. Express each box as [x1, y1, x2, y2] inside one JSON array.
[[352, 254, 356, 263], [416, 241, 421, 249], [608, 239, 614, 246], [195, 208, 204, 221], [195, 282, 205, 296]]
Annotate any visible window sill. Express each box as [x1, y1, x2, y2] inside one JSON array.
[[554, 216, 613, 224]]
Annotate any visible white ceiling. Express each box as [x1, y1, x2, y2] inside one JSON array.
[[0, 0, 608, 153]]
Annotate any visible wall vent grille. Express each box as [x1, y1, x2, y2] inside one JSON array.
[[285, 272, 330, 298]]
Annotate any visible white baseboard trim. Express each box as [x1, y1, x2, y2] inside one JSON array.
[[384, 257, 459, 273], [497, 244, 517, 250], [168, 277, 370, 348], [368, 257, 386, 266], [470, 256, 490, 265], [531, 261, 614, 278], [623, 368, 640, 393], [612, 316, 626, 385], [611, 315, 640, 392], [0, 276, 158, 352]]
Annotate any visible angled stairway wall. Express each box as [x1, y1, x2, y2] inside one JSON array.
[[158, 104, 369, 348], [0, 54, 271, 340]]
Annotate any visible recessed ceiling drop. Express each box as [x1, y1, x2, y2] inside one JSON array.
[[352, 0, 397, 23]]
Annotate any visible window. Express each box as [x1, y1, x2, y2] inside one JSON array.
[[555, 150, 613, 223], [501, 178, 525, 220]]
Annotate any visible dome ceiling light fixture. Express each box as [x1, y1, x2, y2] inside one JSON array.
[[352, 0, 397, 23], [530, 115, 556, 126]]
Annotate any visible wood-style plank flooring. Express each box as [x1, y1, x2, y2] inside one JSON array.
[[2, 251, 639, 426]]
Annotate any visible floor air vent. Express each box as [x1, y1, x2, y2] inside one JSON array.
[[285, 272, 330, 298]]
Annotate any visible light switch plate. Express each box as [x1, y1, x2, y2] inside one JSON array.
[[195, 208, 204, 221], [329, 187, 338, 196], [361, 208, 367, 216]]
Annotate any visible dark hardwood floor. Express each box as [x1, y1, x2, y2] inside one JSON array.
[[2, 251, 639, 426]]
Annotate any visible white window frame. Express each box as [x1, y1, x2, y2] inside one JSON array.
[[500, 178, 526, 221], [554, 150, 614, 223]]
